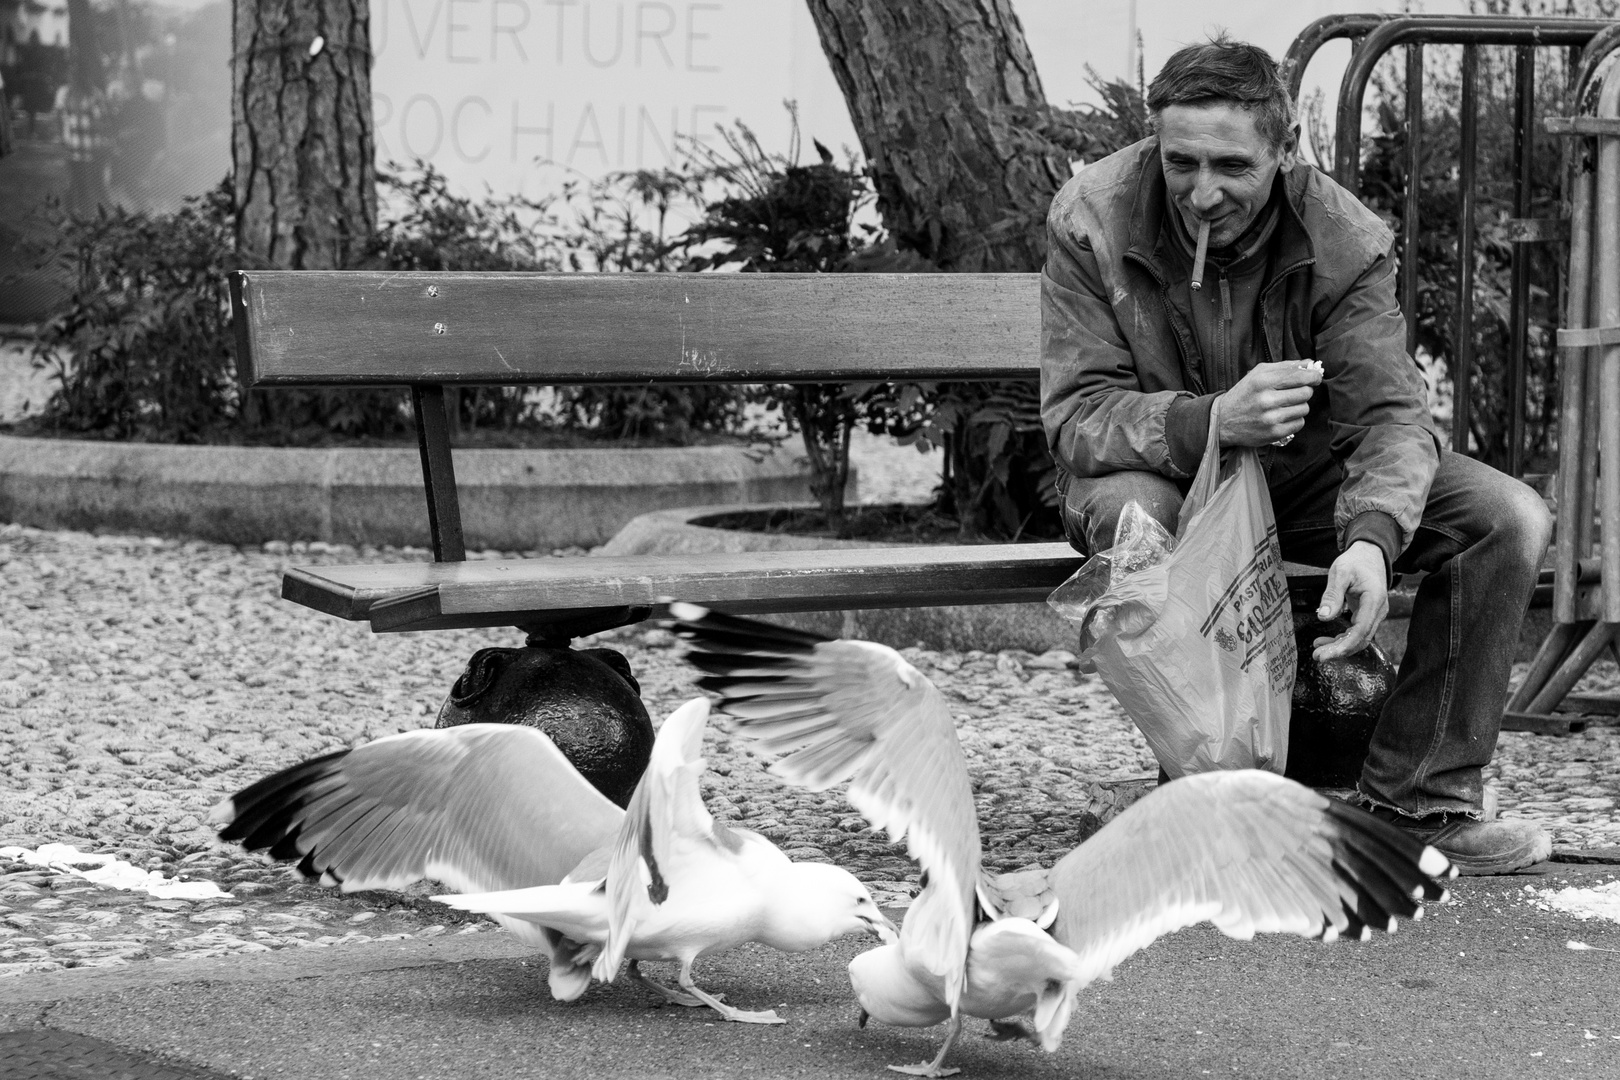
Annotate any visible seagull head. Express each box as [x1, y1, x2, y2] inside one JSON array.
[[762, 862, 898, 951]]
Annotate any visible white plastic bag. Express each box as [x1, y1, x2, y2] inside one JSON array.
[[1048, 401, 1295, 778]]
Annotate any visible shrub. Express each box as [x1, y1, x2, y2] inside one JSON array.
[[672, 118, 890, 526], [21, 181, 244, 443], [14, 163, 756, 446]]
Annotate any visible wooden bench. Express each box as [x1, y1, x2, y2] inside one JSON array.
[[229, 270, 1090, 641]]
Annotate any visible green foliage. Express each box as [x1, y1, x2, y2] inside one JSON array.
[[680, 122, 864, 274], [669, 117, 886, 527], [22, 181, 245, 443], [371, 162, 750, 443], [545, 163, 757, 442], [876, 380, 1059, 541], [371, 167, 565, 273], [16, 162, 754, 446]]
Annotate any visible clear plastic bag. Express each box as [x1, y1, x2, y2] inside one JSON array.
[[1047, 402, 1295, 779], [1047, 501, 1175, 653]]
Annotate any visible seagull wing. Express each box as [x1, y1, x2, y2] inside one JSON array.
[[1047, 770, 1454, 987], [209, 723, 622, 895], [669, 604, 981, 1006], [438, 878, 611, 941], [594, 696, 723, 980]]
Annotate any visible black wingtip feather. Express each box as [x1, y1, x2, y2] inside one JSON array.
[[216, 751, 349, 843], [1324, 800, 1427, 862], [222, 750, 349, 817], [240, 788, 366, 855], [687, 653, 804, 679], [1319, 799, 1455, 937], [666, 603, 829, 653], [295, 850, 329, 882], [269, 831, 308, 864]]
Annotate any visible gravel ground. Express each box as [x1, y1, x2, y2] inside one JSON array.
[[3, 434, 1619, 978], [0, 513, 1158, 977]]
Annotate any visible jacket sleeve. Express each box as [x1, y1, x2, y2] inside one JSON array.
[[1316, 245, 1441, 560], [1040, 204, 1210, 481]]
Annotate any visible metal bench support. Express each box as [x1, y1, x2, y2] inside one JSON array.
[[411, 384, 466, 563]]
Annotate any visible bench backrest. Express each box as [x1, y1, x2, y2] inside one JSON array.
[[229, 270, 1045, 563], [230, 271, 1041, 387]]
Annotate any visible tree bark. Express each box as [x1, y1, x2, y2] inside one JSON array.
[[804, 0, 1069, 272], [232, 0, 375, 268]]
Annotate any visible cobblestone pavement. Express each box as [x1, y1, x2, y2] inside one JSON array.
[[2, 520, 1618, 979]]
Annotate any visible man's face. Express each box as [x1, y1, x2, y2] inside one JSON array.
[[1158, 102, 1294, 250]]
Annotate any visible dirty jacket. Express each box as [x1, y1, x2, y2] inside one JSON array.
[[1040, 137, 1441, 564]]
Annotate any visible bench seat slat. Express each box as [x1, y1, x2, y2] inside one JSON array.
[[282, 544, 1085, 633], [232, 271, 1041, 387]]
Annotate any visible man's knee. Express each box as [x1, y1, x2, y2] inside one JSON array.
[[1420, 451, 1553, 567], [1459, 463, 1553, 562], [1060, 471, 1184, 556], [1499, 477, 1554, 564]]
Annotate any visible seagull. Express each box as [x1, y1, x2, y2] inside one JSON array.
[[669, 603, 1455, 1076], [210, 696, 895, 1021]]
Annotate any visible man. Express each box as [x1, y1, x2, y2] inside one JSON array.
[[1040, 36, 1554, 874]]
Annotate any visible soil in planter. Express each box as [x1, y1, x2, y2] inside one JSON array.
[[695, 504, 1050, 545]]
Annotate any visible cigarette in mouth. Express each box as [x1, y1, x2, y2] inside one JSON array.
[[1190, 219, 1210, 291]]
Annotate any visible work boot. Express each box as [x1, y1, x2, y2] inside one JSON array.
[[1367, 806, 1551, 876]]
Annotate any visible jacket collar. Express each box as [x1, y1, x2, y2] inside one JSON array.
[[1125, 142, 1316, 282]]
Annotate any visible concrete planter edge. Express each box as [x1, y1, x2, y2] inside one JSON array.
[[0, 434, 838, 550]]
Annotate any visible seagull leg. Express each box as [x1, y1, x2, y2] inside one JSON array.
[[888, 1015, 963, 1078], [627, 960, 716, 1008], [677, 959, 785, 1025]]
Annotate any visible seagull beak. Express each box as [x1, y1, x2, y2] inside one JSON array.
[[857, 1006, 870, 1029], [870, 912, 899, 944]]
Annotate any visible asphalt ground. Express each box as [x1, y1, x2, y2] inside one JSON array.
[[1, 865, 1617, 1080]]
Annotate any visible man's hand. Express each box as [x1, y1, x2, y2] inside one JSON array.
[[1217, 360, 1323, 448], [1311, 540, 1388, 662]]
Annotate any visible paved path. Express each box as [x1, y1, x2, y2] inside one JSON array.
[[2, 867, 1617, 1079]]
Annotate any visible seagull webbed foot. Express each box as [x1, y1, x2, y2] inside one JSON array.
[[678, 968, 785, 1025], [886, 1064, 961, 1078], [887, 1016, 962, 1076]]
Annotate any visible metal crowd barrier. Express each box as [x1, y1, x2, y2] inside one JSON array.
[[1282, 14, 1613, 476], [1505, 28, 1620, 728]]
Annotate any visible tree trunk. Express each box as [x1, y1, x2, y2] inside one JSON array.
[[804, 0, 1068, 272], [64, 0, 108, 212], [232, 0, 375, 269]]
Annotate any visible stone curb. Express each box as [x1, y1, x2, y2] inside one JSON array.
[[0, 435, 838, 551]]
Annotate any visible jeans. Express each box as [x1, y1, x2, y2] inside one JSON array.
[[1060, 450, 1553, 817]]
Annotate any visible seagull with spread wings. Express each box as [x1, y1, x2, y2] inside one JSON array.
[[670, 603, 1455, 1076], [210, 696, 895, 1022]]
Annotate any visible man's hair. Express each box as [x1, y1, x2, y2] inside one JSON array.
[[1146, 35, 1295, 151]]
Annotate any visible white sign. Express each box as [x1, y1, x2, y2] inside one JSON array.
[[370, 0, 847, 198]]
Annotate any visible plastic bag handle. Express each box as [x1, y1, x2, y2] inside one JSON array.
[[1180, 394, 1230, 530]]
